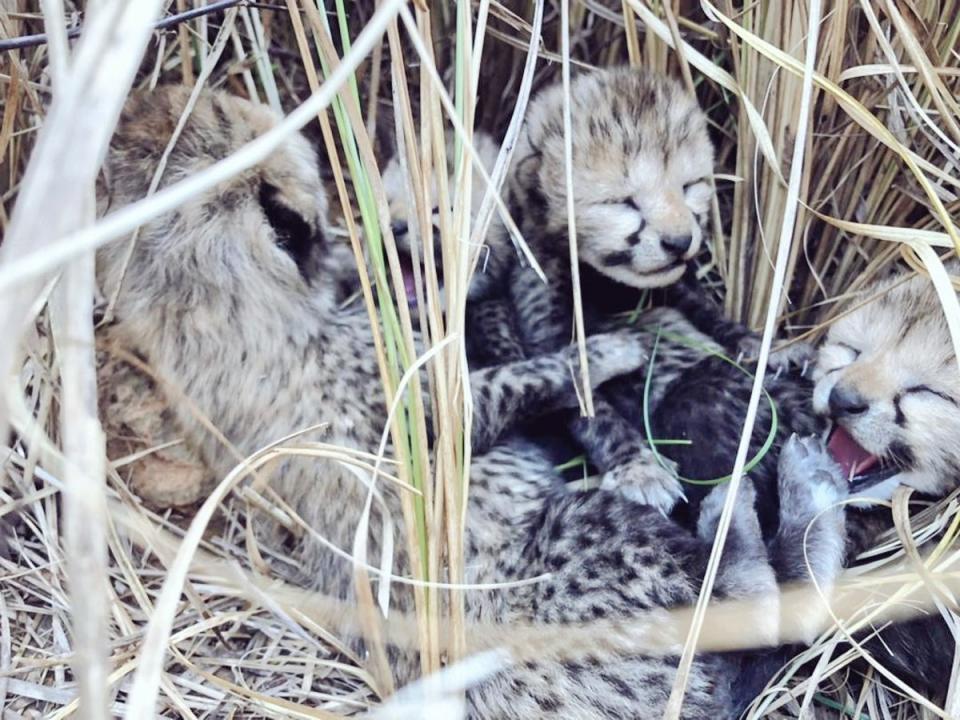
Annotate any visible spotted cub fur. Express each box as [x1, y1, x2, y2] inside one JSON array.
[[811, 267, 960, 703], [96, 83, 661, 679], [97, 86, 849, 718], [513, 69, 722, 512]]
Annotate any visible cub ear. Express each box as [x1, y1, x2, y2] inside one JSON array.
[[510, 146, 543, 203], [258, 182, 321, 279]]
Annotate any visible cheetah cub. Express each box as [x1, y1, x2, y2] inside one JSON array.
[[96, 84, 654, 676], [96, 85, 852, 719], [497, 68, 715, 511], [810, 266, 960, 703], [382, 129, 528, 366]]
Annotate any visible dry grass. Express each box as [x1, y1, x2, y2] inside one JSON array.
[[1, 0, 959, 717]]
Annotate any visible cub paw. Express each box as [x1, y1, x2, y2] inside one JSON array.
[[737, 335, 816, 375], [580, 331, 650, 386], [778, 434, 847, 517], [770, 340, 816, 374], [697, 477, 759, 540], [599, 456, 683, 514]]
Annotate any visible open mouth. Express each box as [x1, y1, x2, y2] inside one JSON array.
[[826, 425, 898, 492], [398, 252, 419, 306], [396, 250, 447, 308]]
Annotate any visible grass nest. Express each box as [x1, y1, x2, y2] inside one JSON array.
[[1, 0, 959, 717]]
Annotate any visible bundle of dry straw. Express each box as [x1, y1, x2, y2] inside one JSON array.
[[0, 0, 959, 717]]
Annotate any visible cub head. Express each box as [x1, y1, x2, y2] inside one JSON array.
[[382, 130, 511, 304], [509, 67, 714, 288], [814, 270, 960, 500], [97, 86, 333, 337]]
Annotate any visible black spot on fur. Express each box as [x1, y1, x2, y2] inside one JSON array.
[[537, 694, 562, 712], [888, 441, 915, 470], [899, 312, 921, 341], [601, 672, 637, 700], [212, 97, 232, 134]]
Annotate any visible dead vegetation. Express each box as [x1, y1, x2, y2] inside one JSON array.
[[1, 0, 959, 717]]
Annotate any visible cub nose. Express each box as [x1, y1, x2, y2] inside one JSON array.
[[661, 234, 693, 257], [391, 220, 409, 237], [828, 385, 869, 417]]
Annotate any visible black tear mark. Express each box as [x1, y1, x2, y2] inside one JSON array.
[[602, 250, 634, 267], [893, 393, 907, 427], [888, 440, 915, 470], [259, 182, 322, 280]]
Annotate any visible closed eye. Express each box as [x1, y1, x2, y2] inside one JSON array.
[[835, 342, 861, 359], [820, 341, 861, 375], [603, 197, 640, 211], [683, 178, 709, 192], [905, 385, 959, 406]]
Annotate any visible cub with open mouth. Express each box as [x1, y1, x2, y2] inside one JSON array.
[[814, 267, 960, 502], [381, 128, 513, 310], [813, 264, 960, 704]]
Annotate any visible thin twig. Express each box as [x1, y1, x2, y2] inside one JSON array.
[[0, 0, 244, 53]]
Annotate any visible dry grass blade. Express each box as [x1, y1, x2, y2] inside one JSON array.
[[666, 1, 823, 715], [100, 501, 960, 671], [3, 0, 960, 717], [0, 2, 165, 719], [51, 250, 110, 719], [559, 0, 593, 416], [0, 0, 166, 427]]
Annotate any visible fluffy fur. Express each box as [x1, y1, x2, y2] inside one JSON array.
[[483, 68, 716, 512], [440, 68, 813, 517], [811, 268, 960, 702], [813, 269, 960, 499], [382, 129, 513, 301], [511, 68, 713, 289], [97, 84, 650, 597], [98, 86, 848, 718], [97, 341, 210, 507], [505, 68, 808, 514], [467, 434, 847, 719]]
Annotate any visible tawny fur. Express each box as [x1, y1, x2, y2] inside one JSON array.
[[510, 68, 713, 289], [813, 267, 960, 499], [97, 340, 210, 507], [98, 86, 848, 719], [95, 83, 654, 684], [811, 267, 960, 703]]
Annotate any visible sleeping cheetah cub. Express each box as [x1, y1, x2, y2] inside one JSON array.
[[812, 267, 960, 703], [499, 68, 718, 512], [502, 68, 821, 515], [382, 77, 813, 532]]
